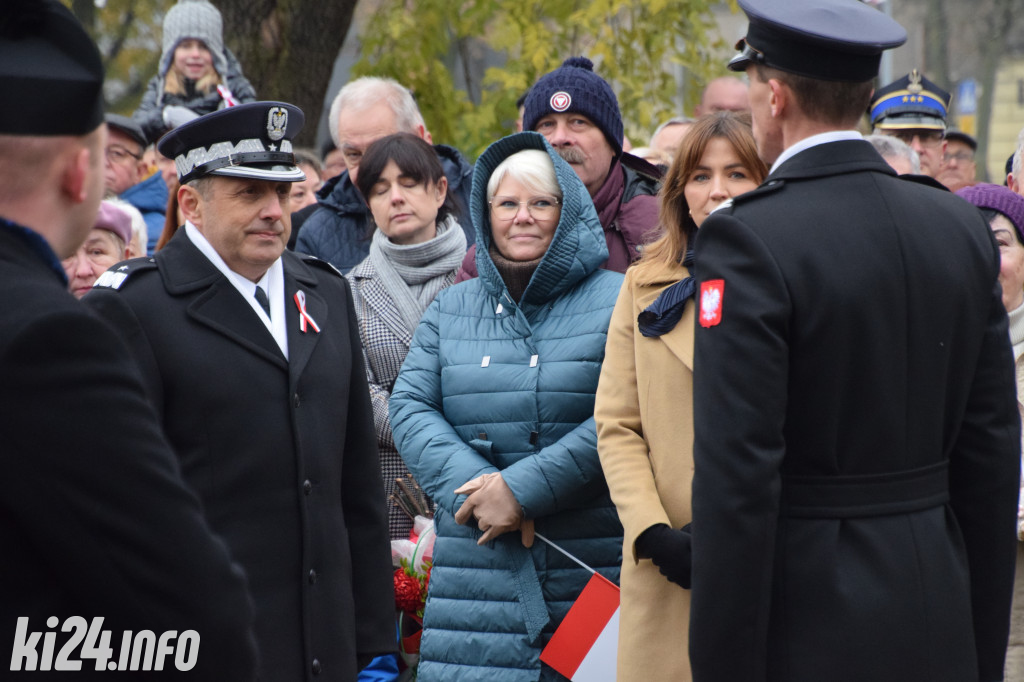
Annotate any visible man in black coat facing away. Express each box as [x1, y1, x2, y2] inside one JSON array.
[[689, 1, 1021, 681], [0, 3, 257, 679], [86, 101, 395, 682]]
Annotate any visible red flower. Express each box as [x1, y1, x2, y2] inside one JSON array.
[[394, 568, 423, 614]]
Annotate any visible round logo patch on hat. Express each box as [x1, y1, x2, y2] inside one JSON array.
[[550, 91, 571, 112]]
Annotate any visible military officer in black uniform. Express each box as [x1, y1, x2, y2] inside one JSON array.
[[85, 102, 395, 681], [689, 1, 1020, 681], [0, 3, 257, 679]]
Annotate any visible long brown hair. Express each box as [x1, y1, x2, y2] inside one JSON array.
[[636, 111, 767, 280]]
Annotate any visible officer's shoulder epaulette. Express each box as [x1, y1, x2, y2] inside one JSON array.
[[92, 257, 158, 291], [733, 178, 786, 206], [299, 254, 344, 278]]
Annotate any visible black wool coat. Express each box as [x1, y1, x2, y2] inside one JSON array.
[[0, 223, 257, 680], [85, 229, 395, 682], [689, 140, 1021, 682]]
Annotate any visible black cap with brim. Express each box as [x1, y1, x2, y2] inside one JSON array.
[[944, 131, 977, 151], [728, 0, 907, 82], [1, 0, 104, 136], [105, 113, 148, 149], [157, 101, 306, 185]]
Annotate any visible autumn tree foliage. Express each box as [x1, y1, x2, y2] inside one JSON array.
[[353, 0, 733, 157]]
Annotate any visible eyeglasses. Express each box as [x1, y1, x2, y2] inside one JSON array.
[[943, 152, 975, 163], [489, 195, 561, 220], [106, 145, 142, 164], [884, 130, 944, 148]]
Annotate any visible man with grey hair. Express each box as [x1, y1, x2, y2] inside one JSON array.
[[293, 76, 474, 273], [649, 116, 694, 160], [865, 133, 921, 175]]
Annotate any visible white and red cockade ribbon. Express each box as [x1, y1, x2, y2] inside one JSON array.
[[217, 84, 239, 107], [294, 291, 320, 333]]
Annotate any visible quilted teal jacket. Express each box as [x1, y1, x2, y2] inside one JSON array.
[[390, 132, 624, 681]]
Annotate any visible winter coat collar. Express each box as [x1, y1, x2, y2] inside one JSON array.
[[768, 139, 897, 183], [731, 140, 897, 207], [629, 261, 695, 370], [318, 170, 368, 217], [120, 172, 169, 214], [154, 229, 325, 372]]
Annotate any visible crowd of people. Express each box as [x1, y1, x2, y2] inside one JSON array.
[[7, 0, 1024, 680]]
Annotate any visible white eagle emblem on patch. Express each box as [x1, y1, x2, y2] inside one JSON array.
[[701, 289, 720, 321], [267, 107, 288, 141], [699, 279, 724, 327]]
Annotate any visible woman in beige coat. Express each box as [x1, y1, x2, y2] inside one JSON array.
[[595, 112, 766, 679]]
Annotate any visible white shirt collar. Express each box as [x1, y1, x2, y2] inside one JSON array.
[[769, 130, 863, 175], [184, 221, 289, 359]]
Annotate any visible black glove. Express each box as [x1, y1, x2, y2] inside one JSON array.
[[635, 523, 692, 589]]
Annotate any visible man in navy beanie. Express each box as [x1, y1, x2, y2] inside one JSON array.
[[457, 56, 661, 280]]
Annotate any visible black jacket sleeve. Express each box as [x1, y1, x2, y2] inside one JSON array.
[[1, 309, 259, 680]]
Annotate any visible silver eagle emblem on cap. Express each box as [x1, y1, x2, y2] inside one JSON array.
[[267, 107, 288, 141]]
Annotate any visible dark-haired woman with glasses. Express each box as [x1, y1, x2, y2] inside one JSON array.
[[389, 132, 624, 680]]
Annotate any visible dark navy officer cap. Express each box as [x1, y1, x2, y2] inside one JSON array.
[[870, 70, 951, 131], [728, 0, 907, 82], [0, 0, 105, 136], [157, 101, 306, 185]]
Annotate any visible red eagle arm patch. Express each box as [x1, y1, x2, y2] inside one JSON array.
[[699, 279, 724, 327]]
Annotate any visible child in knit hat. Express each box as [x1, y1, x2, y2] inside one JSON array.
[[132, 0, 256, 143]]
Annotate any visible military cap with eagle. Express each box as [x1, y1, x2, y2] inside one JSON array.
[[157, 101, 306, 185], [870, 70, 952, 132]]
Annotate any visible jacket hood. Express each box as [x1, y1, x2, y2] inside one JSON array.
[[471, 132, 607, 305]]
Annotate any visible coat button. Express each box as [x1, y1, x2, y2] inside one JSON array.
[[311, 658, 321, 675], [308, 569, 317, 584], [293, 393, 301, 407], [303, 480, 312, 495]]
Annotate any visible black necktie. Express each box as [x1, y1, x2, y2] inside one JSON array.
[[254, 286, 271, 319]]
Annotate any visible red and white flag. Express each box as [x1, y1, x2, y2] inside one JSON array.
[[217, 84, 239, 107], [540, 573, 619, 681], [699, 279, 724, 328]]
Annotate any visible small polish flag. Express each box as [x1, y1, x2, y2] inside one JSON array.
[[540, 573, 619, 681], [217, 84, 239, 107]]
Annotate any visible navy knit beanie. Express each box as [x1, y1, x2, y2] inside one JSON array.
[[956, 183, 1024, 245], [523, 57, 624, 158]]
